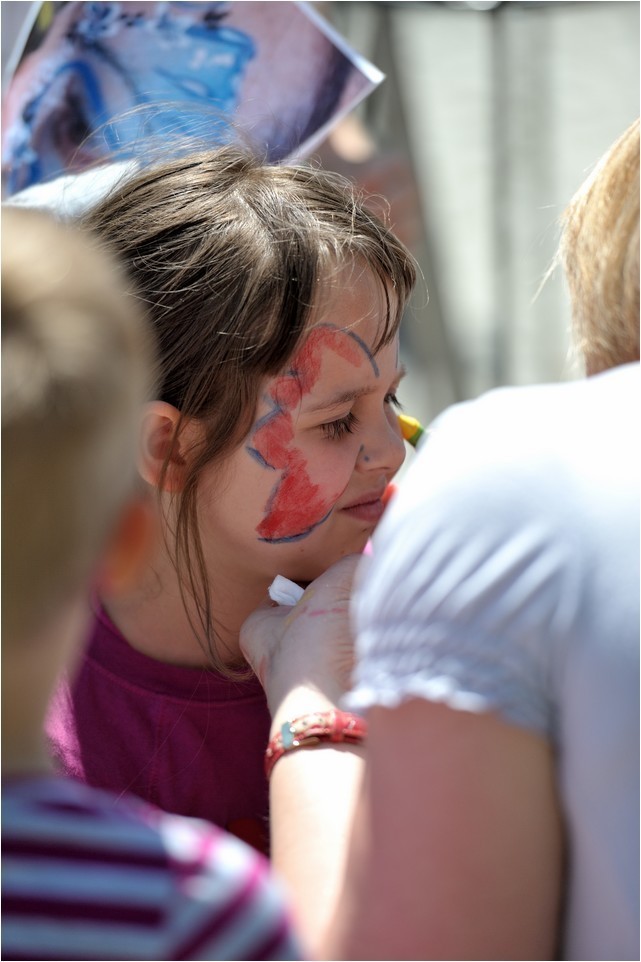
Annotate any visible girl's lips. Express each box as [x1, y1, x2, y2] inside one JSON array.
[[340, 496, 385, 525]]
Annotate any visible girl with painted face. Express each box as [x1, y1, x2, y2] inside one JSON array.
[[46, 146, 416, 853]]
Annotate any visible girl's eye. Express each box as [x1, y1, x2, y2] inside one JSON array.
[[385, 392, 404, 409], [321, 412, 359, 440]]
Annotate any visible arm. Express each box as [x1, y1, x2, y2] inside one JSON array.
[[240, 555, 365, 956], [326, 698, 564, 961]]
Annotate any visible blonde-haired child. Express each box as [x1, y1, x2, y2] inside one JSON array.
[[2, 207, 302, 961]]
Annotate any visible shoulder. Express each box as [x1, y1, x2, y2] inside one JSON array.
[[349, 367, 639, 729], [3, 777, 302, 961], [376, 365, 639, 564], [155, 810, 301, 958]]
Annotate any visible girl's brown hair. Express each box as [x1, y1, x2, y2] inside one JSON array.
[[84, 145, 416, 669]]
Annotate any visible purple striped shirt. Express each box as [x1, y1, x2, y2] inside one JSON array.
[[2, 776, 303, 961]]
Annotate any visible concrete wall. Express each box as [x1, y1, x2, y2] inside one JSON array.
[[333, 1, 639, 423]]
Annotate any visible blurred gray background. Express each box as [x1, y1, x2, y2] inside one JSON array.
[[327, 1, 639, 427], [3, 0, 639, 428]]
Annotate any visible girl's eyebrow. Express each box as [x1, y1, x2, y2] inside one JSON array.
[[305, 386, 372, 414], [303, 365, 407, 415]]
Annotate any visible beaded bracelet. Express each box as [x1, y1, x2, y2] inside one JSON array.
[[264, 709, 367, 778]]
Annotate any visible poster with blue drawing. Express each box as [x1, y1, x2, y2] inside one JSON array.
[[2, 1, 383, 195]]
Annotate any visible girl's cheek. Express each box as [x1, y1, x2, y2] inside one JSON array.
[[254, 445, 352, 543], [302, 439, 356, 487]]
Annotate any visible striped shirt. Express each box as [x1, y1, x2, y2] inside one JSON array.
[[2, 776, 303, 961]]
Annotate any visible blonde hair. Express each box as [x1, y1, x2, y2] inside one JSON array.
[[560, 118, 640, 375], [2, 207, 154, 643]]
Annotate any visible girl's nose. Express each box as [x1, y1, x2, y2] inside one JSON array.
[[357, 412, 406, 476]]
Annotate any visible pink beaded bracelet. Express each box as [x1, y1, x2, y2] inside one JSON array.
[[264, 709, 367, 778]]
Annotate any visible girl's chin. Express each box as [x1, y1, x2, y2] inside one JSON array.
[[279, 537, 370, 584]]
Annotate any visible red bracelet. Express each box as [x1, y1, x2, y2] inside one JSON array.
[[264, 709, 367, 778]]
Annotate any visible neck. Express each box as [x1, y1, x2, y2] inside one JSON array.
[[103, 544, 271, 669]]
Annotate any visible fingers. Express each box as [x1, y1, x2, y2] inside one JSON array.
[[306, 554, 361, 594], [240, 555, 362, 707]]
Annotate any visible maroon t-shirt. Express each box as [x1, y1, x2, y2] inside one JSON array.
[[46, 604, 271, 854]]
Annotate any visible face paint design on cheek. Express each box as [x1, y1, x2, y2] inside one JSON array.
[[247, 324, 379, 543]]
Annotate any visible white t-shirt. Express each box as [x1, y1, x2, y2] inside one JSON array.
[[348, 363, 640, 961]]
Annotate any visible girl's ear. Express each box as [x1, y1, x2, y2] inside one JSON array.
[[139, 401, 200, 493]]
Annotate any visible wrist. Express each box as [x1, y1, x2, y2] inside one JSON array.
[[265, 707, 367, 778], [268, 685, 339, 739]]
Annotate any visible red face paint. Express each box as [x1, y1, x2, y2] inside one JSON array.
[[249, 325, 377, 542]]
